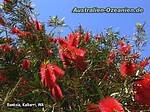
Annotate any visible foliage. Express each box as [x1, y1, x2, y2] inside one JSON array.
[[0, 0, 150, 112]]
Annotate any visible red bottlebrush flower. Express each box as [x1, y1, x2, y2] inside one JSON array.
[[84, 32, 90, 43], [108, 52, 116, 59], [3, 0, 11, 4], [107, 52, 117, 64], [48, 38, 57, 43], [19, 48, 24, 55], [40, 63, 64, 89], [139, 61, 149, 68], [19, 79, 29, 86], [131, 109, 136, 112], [40, 63, 56, 89], [12, 26, 22, 34], [66, 45, 86, 59], [47, 49, 54, 57], [3, 37, 13, 43], [51, 64, 65, 79], [68, 32, 81, 47], [130, 53, 140, 59], [119, 41, 131, 56], [75, 54, 87, 71], [17, 32, 24, 37], [59, 45, 86, 69], [25, 21, 32, 28], [59, 48, 72, 68], [120, 61, 136, 77], [58, 34, 86, 70], [57, 38, 68, 47], [0, 73, 7, 84], [25, 32, 31, 36], [134, 75, 150, 106], [21, 59, 30, 69], [119, 41, 124, 47], [52, 84, 63, 100], [75, 48, 86, 58], [34, 20, 42, 31], [107, 59, 114, 64], [98, 97, 124, 112], [0, 43, 11, 53], [87, 103, 100, 112], [12, 26, 31, 38], [75, 49, 87, 71], [18, 31, 31, 38]]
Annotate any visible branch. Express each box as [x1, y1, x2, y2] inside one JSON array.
[[1, 77, 23, 109]]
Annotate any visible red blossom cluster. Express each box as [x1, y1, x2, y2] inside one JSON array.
[[11, 18, 42, 38], [38, 32, 90, 100], [3, 0, 11, 4], [139, 60, 149, 68], [118, 41, 150, 107], [0, 0, 150, 110], [120, 61, 137, 77], [19, 79, 29, 86], [134, 74, 150, 106], [118, 41, 149, 77], [40, 63, 64, 100], [58, 32, 90, 70], [0, 73, 7, 84], [0, 43, 11, 53], [21, 59, 31, 69], [87, 97, 124, 112], [33, 19, 43, 31], [107, 51, 117, 64], [118, 41, 136, 77], [119, 41, 131, 56], [25, 18, 43, 31], [12, 26, 31, 38]]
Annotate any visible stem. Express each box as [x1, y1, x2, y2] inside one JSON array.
[[50, 26, 57, 36], [1, 77, 23, 109], [80, 61, 92, 79]]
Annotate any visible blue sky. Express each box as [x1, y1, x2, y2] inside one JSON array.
[[32, 0, 149, 56], [0, 0, 149, 57], [32, 0, 150, 34]]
